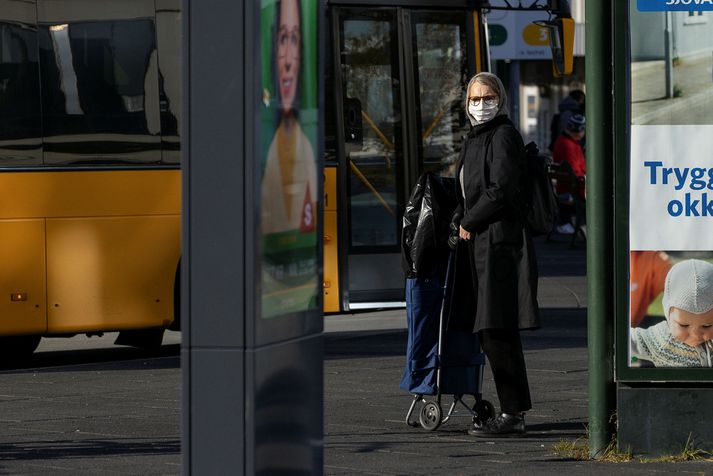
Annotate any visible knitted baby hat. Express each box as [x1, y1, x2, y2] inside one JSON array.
[[662, 259, 713, 320]]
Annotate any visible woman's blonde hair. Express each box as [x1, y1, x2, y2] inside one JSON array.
[[464, 72, 509, 126]]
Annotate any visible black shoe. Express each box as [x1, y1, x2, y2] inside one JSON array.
[[467, 413, 526, 438]]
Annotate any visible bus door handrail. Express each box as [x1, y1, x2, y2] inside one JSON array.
[[423, 106, 448, 141], [348, 108, 396, 217], [348, 159, 396, 218], [361, 110, 394, 151]]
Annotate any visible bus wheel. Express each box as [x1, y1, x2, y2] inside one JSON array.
[[169, 259, 181, 331], [0, 335, 41, 359]]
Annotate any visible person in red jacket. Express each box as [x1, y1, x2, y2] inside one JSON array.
[[552, 114, 586, 234]]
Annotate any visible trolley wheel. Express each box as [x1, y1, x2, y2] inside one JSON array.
[[472, 399, 495, 427], [419, 401, 442, 431]]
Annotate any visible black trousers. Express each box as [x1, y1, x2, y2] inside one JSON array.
[[480, 328, 532, 414]]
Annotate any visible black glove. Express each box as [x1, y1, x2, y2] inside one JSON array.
[[448, 211, 463, 250]]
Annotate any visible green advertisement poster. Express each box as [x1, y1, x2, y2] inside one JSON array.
[[259, 0, 319, 319]]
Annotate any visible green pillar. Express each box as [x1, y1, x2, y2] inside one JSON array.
[[585, 0, 616, 458]]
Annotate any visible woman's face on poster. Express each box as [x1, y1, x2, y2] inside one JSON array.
[[277, 0, 300, 113]]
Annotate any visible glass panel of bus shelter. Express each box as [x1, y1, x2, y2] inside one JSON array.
[[339, 11, 403, 251], [411, 11, 469, 178], [38, 10, 161, 166], [0, 0, 43, 166], [628, 3, 713, 369]]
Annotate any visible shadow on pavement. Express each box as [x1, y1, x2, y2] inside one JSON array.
[[522, 308, 587, 351], [325, 329, 406, 360], [325, 308, 587, 361], [527, 421, 588, 433], [0, 344, 180, 374], [533, 237, 587, 278], [0, 438, 180, 462]]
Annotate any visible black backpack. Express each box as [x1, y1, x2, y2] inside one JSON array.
[[522, 141, 557, 235]]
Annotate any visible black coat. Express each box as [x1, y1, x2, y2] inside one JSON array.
[[448, 115, 539, 332]]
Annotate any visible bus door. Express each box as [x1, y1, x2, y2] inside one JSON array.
[[330, 6, 472, 309]]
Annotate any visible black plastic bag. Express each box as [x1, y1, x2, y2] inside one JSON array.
[[401, 173, 458, 279]]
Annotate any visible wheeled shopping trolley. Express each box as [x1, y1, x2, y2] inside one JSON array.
[[400, 172, 494, 431], [400, 253, 494, 431]]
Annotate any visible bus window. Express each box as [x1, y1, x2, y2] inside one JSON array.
[[0, 15, 43, 166], [156, 0, 181, 164], [38, 18, 162, 165], [411, 11, 469, 178], [340, 11, 402, 251]]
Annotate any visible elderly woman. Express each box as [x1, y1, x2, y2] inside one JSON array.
[[449, 72, 539, 437]]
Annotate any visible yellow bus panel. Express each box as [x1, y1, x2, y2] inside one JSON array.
[[323, 210, 340, 313], [323, 167, 339, 313], [0, 170, 180, 219], [0, 220, 47, 336], [0, 169, 181, 335], [46, 215, 180, 333], [324, 167, 337, 212]]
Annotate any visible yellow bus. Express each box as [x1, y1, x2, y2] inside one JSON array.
[[0, 0, 181, 356], [0, 0, 571, 355]]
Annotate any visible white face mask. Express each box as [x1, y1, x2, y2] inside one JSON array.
[[468, 100, 499, 125]]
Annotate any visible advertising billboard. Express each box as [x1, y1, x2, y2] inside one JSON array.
[[628, 3, 713, 369], [259, 0, 320, 319]]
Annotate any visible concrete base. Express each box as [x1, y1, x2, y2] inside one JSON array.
[[618, 385, 713, 456]]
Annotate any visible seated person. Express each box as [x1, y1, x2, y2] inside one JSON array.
[[630, 259, 713, 367], [552, 114, 586, 234]]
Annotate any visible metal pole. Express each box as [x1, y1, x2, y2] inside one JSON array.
[[585, 0, 616, 459], [509, 60, 520, 130], [664, 12, 673, 98]]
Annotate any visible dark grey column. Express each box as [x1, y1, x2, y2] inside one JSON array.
[[182, 0, 324, 474]]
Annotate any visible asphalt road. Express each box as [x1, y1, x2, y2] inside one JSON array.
[[0, 340, 181, 475]]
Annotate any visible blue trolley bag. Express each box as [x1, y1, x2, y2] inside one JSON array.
[[400, 251, 485, 397]]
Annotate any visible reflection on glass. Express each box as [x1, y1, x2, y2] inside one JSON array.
[[341, 14, 401, 247], [341, 13, 401, 249], [630, 251, 713, 368], [156, 6, 181, 164], [630, 7, 713, 125], [39, 19, 161, 164], [0, 20, 42, 165], [412, 14, 469, 177]]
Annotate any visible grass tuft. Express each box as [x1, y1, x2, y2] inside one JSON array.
[[639, 434, 713, 463], [551, 433, 713, 463], [552, 438, 589, 460]]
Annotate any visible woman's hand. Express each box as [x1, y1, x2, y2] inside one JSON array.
[[459, 225, 471, 241]]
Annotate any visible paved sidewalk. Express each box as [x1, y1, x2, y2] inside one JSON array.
[[323, 238, 713, 475], [324, 310, 713, 475]]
